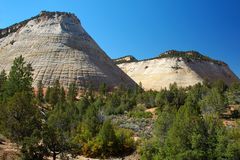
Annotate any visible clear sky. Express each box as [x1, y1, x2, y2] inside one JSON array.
[[0, 0, 240, 77]]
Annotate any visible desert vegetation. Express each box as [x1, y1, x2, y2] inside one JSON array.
[[0, 56, 240, 160], [114, 55, 138, 64], [158, 50, 226, 65]]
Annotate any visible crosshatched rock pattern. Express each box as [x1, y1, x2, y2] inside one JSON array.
[[0, 11, 136, 89], [117, 55, 239, 91]]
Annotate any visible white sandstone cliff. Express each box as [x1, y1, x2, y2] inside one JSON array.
[[0, 11, 136, 89], [117, 52, 239, 91]]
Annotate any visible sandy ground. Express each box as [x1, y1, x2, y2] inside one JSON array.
[[0, 139, 20, 160]]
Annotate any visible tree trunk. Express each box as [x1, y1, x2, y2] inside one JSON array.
[[53, 152, 56, 160]]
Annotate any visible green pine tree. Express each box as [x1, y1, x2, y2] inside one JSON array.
[[5, 55, 33, 97], [67, 82, 77, 102], [37, 80, 44, 104]]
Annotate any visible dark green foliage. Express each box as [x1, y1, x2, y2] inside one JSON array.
[[155, 90, 167, 108], [49, 80, 61, 106], [0, 70, 7, 99], [140, 82, 240, 160], [42, 125, 70, 160], [136, 90, 157, 108], [0, 71, 7, 132], [1, 55, 240, 159], [96, 120, 118, 156], [154, 83, 187, 111], [45, 80, 66, 107], [158, 50, 225, 65], [128, 104, 152, 118], [163, 105, 207, 159], [104, 93, 122, 115], [81, 103, 102, 139], [167, 83, 187, 109], [45, 86, 51, 103], [5, 55, 33, 97], [21, 132, 47, 160], [67, 82, 77, 102], [211, 79, 228, 93], [227, 82, 240, 104], [59, 86, 66, 104], [0, 56, 41, 146], [200, 88, 226, 115], [185, 83, 208, 111], [6, 92, 41, 143], [153, 108, 176, 144], [37, 80, 44, 104], [75, 119, 135, 158], [114, 55, 138, 64], [76, 97, 89, 120], [99, 82, 107, 95], [44, 100, 83, 159], [224, 128, 240, 159]]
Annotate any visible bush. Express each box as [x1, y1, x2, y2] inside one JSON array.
[[128, 110, 152, 119], [128, 104, 152, 118], [78, 120, 135, 158]]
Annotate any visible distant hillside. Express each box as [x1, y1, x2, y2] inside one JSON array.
[[116, 51, 239, 90]]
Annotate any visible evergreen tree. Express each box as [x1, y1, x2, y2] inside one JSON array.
[[49, 80, 61, 106], [81, 104, 101, 139], [45, 86, 51, 103], [211, 80, 228, 94], [42, 125, 69, 160], [155, 90, 167, 108], [21, 131, 47, 160], [6, 92, 41, 143], [203, 115, 226, 159], [153, 108, 176, 145], [225, 128, 240, 159], [227, 82, 240, 105], [99, 83, 107, 96], [0, 70, 7, 98], [59, 86, 66, 104], [163, 104, 207, 159], [76, 97, 89, 120], [68, 82, 77, 102], [97, 119, 117, 156], [200, 88, 226, 115], [37, 80, 44, 104], [5, 55, 33, 97]]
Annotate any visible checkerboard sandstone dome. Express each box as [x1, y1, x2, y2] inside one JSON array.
[[116, 51, 240, 91], [0, 11, 136, 89]]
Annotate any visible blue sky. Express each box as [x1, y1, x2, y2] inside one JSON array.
[[0, 0, 240, 77]]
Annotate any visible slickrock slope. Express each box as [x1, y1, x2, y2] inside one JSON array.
[[0, 11, 136, 89], [116, 51, 239, 90]]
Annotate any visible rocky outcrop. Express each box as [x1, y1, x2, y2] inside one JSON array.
[[117, 51, 239, 90], [0, 11, 136, 90], [113, 55, 138, 64]]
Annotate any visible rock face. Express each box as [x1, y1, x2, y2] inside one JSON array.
[[114, 55, 138, 64], [0, 11, 136, 89], [116, 51, 239, 90]]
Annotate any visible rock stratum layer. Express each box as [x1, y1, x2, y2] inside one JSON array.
[[0, 11, 136, 89], [116, 51, 239, 90]]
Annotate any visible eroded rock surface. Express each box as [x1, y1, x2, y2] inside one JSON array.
[[117, 51, 239, 90], [0, 11, 136, 89]]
